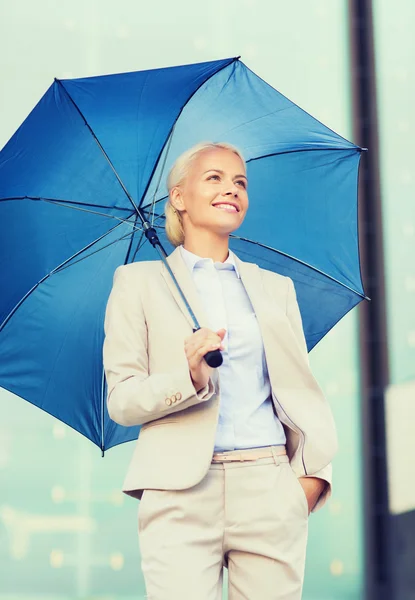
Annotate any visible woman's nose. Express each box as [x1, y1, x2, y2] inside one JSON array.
[[223, 185, 239, 197]]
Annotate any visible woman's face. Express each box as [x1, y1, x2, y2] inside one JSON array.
[[171, 148, 249, 237]]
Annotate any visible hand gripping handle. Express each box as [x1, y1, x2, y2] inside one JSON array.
[[192, 328, 223, 368], [203, 348, 223, 368]]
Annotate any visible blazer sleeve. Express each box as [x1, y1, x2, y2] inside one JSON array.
[[286, 276, 334, 513], [285, 276, 310, 362], [103, 265, 215, 427], [301, 462, 333, 513]]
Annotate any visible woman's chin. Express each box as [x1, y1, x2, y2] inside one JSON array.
[[190, 216, 243, 236], [210, 224, 241, 237], [211, 213, 243, 230]]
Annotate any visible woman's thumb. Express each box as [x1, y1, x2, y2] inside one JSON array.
[[217, 328, 227, 340]]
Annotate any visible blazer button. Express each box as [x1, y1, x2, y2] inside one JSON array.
[[175, 392, 182, 401], [171, 395, 177, 404], [165, 398, 172, 406]]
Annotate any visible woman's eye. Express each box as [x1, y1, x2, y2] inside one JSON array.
[[207, 175, 246, 188]]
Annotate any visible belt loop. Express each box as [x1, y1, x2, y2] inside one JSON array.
[[271, 446, 282, 466]]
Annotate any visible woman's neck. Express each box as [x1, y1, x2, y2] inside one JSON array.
[[182, 231, 229, 263]]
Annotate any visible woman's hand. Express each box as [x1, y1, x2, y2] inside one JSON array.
[[184, 327, 226, 392], [297, 477, 327, 515]]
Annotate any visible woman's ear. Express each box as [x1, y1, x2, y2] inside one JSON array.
[[170, 186, 185, 211]]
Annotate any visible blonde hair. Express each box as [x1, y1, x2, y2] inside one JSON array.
[[164, 141, 245, 247]]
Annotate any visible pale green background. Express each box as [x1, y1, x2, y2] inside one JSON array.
[[373, 1, 415, 387], [0, 0, 413, 598]]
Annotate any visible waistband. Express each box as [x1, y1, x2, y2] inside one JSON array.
[[211, 445, 287, 463]]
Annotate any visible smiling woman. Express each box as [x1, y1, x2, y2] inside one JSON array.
[[103, 139, 336, 600], [164, 141, 248, 253]]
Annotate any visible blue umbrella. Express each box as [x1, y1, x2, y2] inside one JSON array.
[[0, 56, 368, 453]]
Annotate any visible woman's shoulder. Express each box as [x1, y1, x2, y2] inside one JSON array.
[[257, 265, 291, 289], [114, 259, 162, 277], [111, 260, 163, 289]]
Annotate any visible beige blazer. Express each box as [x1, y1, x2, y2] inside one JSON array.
[[103, 246, 338, 512]]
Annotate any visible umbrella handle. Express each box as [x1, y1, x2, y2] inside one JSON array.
[[192, 327, 223, 368], [204, 348, 223, 368]]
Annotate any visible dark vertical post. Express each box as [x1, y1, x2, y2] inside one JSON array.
[[348, 2, 391, 600]]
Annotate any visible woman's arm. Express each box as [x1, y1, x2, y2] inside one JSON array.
[[103, 265, 215, 427]]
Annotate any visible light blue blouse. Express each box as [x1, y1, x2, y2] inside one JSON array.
[[179, 245, 286, 452]]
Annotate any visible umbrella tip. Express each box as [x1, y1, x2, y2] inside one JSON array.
[[101, 448, 105, 458]]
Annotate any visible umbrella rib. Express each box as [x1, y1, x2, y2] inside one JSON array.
[[130, 229, 148, 263], [52, 229, 143, 274], [55, 58, 239, 223], [1, 195, 143, 229], [55, 79, 141, 217], [149, 124, 176, 228], [230, 234, 370, 300], [137, 57, 240, 212], [54, 223, 148, 275], [38, 198, 140, 227], [245, 146, 362, 164], [124, 212, 141, 265], [50, 203, 148, 265], [0, 219, 137, 333], [121, 205, 369, 301], [0, 196, 133, 212], [139, 148, 362, 211], [242, 62, 364, 150], [141, 195, 168, 211], [2, 198, 141, 231]]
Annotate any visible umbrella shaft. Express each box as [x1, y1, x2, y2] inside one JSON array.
[[142, 222, 222, 367], [143, 222, 201, 332]]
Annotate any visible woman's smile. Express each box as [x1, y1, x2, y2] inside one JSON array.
[[211, 201, 240, 213]]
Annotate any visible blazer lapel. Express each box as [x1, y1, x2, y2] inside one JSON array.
[[233, 254, 287, 384], [161, 246, 287, 339], [161, 246, 210, 330], [233, 253, 285, 323], [161, 247, 298, 395]]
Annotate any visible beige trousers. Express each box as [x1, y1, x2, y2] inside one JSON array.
[[137, 449, 309, 600]]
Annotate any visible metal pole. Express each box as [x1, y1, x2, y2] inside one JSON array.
[[348, 2, 392, 599]]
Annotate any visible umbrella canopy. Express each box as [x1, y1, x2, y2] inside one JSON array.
[[0, 56, 367, 452]]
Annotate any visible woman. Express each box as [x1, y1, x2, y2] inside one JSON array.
[[103, 141, 338, 600]]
